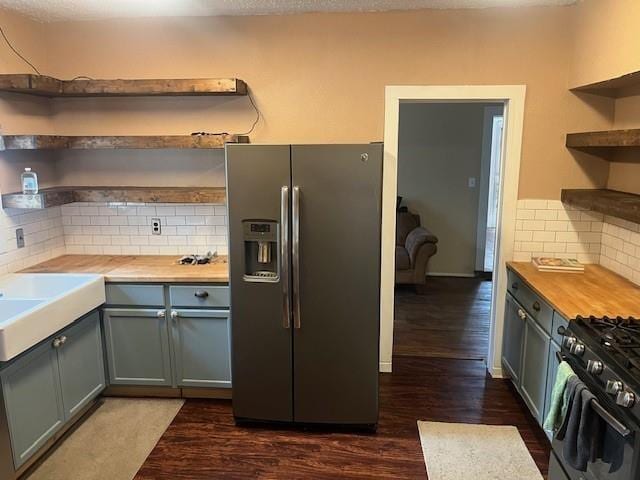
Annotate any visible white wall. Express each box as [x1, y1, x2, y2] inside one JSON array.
[[397, 102, 501, 276]]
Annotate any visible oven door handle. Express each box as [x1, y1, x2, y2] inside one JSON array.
[[557, 351, 632, 438]]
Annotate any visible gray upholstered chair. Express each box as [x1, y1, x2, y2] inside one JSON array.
[[395, 211, 438, 286]]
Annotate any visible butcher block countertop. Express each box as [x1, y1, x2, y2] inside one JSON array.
[[507, 262, 640, 319], [20, 255, 229, 283]]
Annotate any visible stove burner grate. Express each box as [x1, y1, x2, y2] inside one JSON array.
[[576, 315, 640, 372]]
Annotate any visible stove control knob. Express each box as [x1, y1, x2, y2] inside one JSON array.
[[587, 360, 604, 375], [571, 342, 585, 356], [616, 391, 636, 409], [606, 380, 624, 395], [564, 336, 576, 349]]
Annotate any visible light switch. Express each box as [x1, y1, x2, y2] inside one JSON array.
[[468, 177, 477, 188]]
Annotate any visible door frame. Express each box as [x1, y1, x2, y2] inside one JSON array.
[[380, 85, 526, 376]]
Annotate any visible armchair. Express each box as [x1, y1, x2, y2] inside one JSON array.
[[395, 211, 438, 286]]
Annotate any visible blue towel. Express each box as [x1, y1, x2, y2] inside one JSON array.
[[556, 376, 602, 471]]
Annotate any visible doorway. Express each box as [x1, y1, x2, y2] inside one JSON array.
[[379, 86, 526, 376], [394, 102, 503, 361]]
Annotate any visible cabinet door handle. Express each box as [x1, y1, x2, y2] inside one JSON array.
[[532, 301, 541, 312], [59, 335, 67, 345], [170, 310, 179, 320], [157, 310, 166, 318], [52, 337, 62, 348], [511, 282, 518, 290], [517, 309, 527, 321], [194, 290, 209, 299]]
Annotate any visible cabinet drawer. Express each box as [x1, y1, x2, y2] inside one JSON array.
[[507, 270, 553, 334], [169, 285, 229, 308], [552, 311, 569, 345], [105, 284, 164, 307]]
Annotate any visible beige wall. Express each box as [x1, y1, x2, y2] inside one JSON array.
[[0, 9, 58, 194], [0, 6, 613, 200], [398, 102, 495, 276], [570, 0, 640, 88], [1, 3, 639, 199]]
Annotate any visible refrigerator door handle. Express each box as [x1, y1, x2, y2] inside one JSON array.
[[281, 186, 291, 329], [292, 186, 301, 329]]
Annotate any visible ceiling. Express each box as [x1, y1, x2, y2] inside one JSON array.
[[0, 0, 577, 23]]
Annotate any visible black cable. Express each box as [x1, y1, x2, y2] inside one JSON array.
[[239, 90, 261, 136], [0, 25, 41, 75]]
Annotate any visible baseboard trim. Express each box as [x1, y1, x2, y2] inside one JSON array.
[[489, 366, 504, 378], [427, 272, 476, 278], [379, 361, 392, 373], [103, 385, 232, 400]]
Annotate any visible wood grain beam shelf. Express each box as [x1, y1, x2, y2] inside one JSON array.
[[2, 187, 227, 209], [0, 74, 247, 97], [571, 70, 640, 98], [561, 189, 640, 224], [566, 129, 640, 149], [1, 134, 249, 150]]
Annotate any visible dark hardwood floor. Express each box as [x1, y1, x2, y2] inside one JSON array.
[[394, 277, 492, 360], [136, 356, 550, 479]]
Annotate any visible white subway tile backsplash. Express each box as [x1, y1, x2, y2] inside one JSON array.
[[532, 231, 555, 242], [0, 200, 229, 271], [535, 209, 557, 221], [514, 198, 640, 287], [522, 220, 546, 231], [522, 199, 549, 209], [166, 216, 186, 226], [545, 221, 568, 232], [0, 206, 66, 274], [516, 209, 535, 220], [514, 199, 600, 265]]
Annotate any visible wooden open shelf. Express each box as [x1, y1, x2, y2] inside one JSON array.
[[571, 70, 640, 98], [566, 129, 640, 149], [1, 134, 249, 150], [0, 74, 247, 97], [561, 189, 640, 224], [1, 186, 226, 209]]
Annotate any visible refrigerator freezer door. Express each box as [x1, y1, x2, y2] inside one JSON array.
[[291, 144, 382, 425], [226, 144, 294, 422]]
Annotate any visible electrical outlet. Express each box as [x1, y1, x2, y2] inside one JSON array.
[[468, 177, 477, 188], [16, 228, 25, 248], [151, 218, 162, 235]]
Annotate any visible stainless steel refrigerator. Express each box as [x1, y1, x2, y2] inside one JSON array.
[[225, 144, 382, 428]]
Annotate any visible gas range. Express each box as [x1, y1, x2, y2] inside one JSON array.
[[552, 316, 640, 480], [563, 316, 640, 425]]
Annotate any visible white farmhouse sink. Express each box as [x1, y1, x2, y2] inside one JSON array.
[[0, 273, 105, 361], [0, 299, 45, 323]]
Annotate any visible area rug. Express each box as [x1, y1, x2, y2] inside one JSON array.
[[29, 397, 185, 480], [417, 421, 543, 480]]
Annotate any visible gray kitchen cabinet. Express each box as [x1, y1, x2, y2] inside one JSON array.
[[0, 341, 65, 469], [102, 308, 173, 386], [502, 293, 525, 386], [520, 313, 551, 423], [57, 311, 106, 419], [102, 283, 231, 390], [0, 310, 104, 470], [544, 340, 561, 439], [171, 309, 231, 388]]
